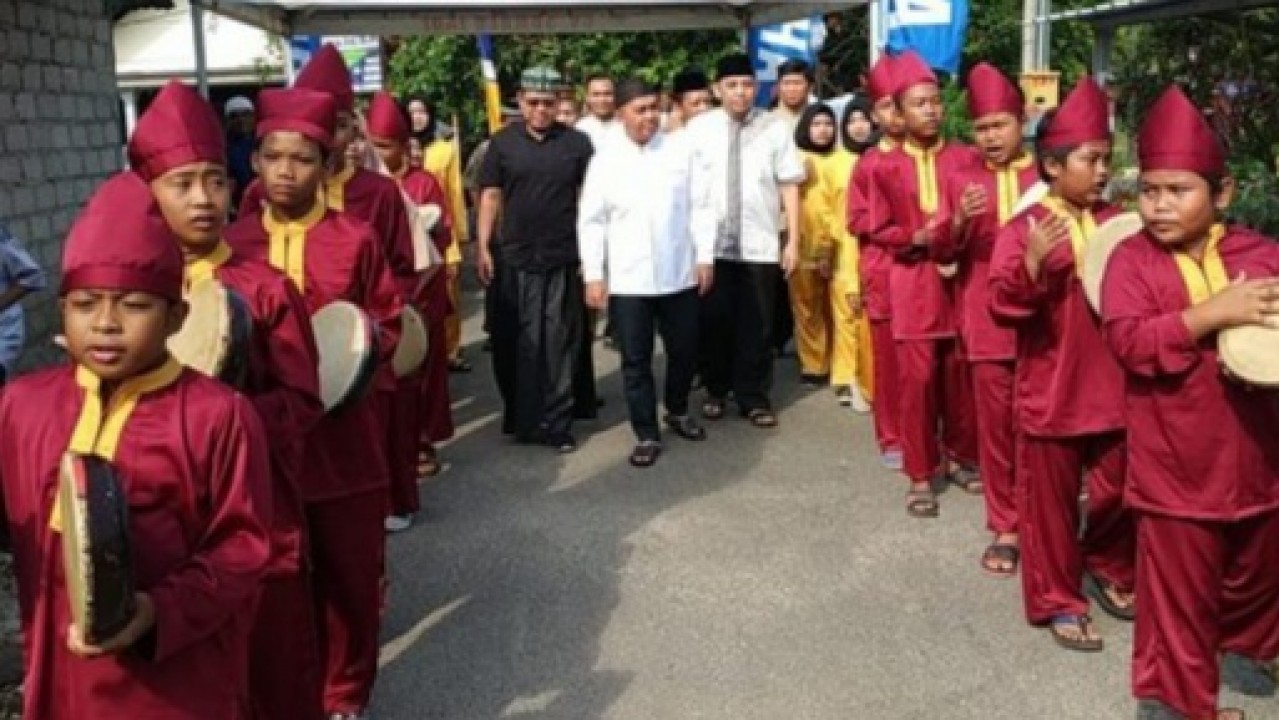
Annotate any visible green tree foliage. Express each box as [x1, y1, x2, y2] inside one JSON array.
[[387, 30, 739, 149], [1111, 8, 1279, 234]]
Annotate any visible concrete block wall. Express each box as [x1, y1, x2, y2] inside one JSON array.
[[0, 0, 121, 373]]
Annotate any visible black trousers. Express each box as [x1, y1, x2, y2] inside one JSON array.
[[573, 300, 598, 419], [490, 263, 584, 440], [611, 289, 700, 442], [698, 259, 778, 413]]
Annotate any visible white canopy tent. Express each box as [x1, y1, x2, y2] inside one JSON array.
[[201, 0, 868, 36]]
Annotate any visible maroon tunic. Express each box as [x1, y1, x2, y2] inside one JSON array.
[[1102, 227, 1279, 520], [847, 140, 897, 323], [226, 206, 403, 502], [0, 364, 272, 719], [988, 201, 1125, 437]]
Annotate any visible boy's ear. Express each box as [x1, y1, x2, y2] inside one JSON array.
[[1214, 176, 1236, 213], [1042, 155, 1064, 183], [165, 299, 190, 339]]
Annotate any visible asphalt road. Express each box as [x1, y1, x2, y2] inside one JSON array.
[[370, 290, 1275, 720]]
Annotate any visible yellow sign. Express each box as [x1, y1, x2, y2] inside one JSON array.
[[1020, 71, 1061, 112]]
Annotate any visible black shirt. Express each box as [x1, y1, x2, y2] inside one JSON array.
[[478, 121, 594, 271]]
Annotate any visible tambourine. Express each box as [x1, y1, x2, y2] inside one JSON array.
[[169, 278, 253, 388], [58, 453, 136, 645], [1080, 212, 1145, 312], [391, 305, 429, 378], [1219, 318, 1279, 388], [312, 301, 378, 412]]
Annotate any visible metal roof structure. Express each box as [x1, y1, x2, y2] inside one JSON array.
[[203, 0, 868, 36], [1049, 0, 1279, 28]]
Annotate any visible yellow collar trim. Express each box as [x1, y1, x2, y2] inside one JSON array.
[[902, 139, 945, 214], [323, 164, 357, 212], [263, 202, 325, 293], [877, 138, 898, 153], [51, 358, 184, 532], [183, 240, 233, 291], [1039, 195, 1097, 276], [1173, 224, 1229, 305], [991, 153, 1035, 224]]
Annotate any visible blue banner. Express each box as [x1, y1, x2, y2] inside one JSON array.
[[748, 16, 826, 108], [885, 0, 970, 75]]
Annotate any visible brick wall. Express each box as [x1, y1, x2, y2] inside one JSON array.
[[0, 0, 122, 373]]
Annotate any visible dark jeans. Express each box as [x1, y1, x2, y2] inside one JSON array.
[[698, 259, 778, 413], [611, 289, 700, 442], [490, 263, 584, 440]]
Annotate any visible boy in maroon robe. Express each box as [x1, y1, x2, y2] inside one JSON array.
[[226, 87, 403, 719], [862, 50, 980, 517], [847, 53, 904, 469], [1102, 85, 1279, 720], [934, 63, 1038, 576], [0, 173, 273, 719], [988, 76, 1136, 651], [128, 79, 327, 720], [365, 90, 455, 532]]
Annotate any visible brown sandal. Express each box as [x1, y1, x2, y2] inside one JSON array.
[[417, 446, 441, 480], [906, 488, 939, 518], [980, 543, 1019, 578], [1049, 614, 1104, 653]]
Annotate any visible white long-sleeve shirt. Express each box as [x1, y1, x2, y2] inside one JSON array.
[[577, 130, 712, 296], [685, 107, 806, 264]]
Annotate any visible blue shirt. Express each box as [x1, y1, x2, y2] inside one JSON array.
[[0, 223, 47, 375]]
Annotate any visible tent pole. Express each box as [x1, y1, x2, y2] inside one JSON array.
[[868, 0, 883, 63], [740, 9, 751, 50], [191, 0, 210, 98]]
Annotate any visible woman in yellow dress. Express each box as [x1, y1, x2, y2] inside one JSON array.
[[791, 104, 839, 389], [407, 95, 471, 371], [823, 98, 876, 412]]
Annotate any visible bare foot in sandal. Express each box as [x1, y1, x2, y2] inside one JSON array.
[[1049, 614, 1104, 652], [906, 482, 939, 519], [980, 533, 1019, 578], [1088, 574, 1137, 621]]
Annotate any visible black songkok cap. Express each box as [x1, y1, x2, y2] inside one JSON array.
[[615, 78, 660, 109], [716, 53, 755, 81], [672, 68, 710, 96]]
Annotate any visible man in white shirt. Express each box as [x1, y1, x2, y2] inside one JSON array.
[[576, 73, 617, 150], [687, 53, 804, 428], [579, 79, 713, 467]]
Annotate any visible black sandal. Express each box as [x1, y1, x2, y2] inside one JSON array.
[[1086, 573, 1136, 622], [664, 414, 707, 441], [1049, 614, 1104, 653], [905, 488, 939, 518], [701, 396, 726, 420], [745, 409, 777, 428], [980, 543, 1019, 578], [448, 356, 473, 373], [948, 466, 984, 495], [629, 442, 662, 468]]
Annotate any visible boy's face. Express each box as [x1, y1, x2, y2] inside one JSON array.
[[369, 135, 407, 174], [677, 89, 713, 120], [253, 131, 326, 212], [1139, 169, 1232, 247], [1046, 140, 1112, 207], [872, 96, 904, 138], [898, 83, 943, 141], [331, 110, 357, 163], [149, 162, 230, 249], [62, 289, 186, 382], [972, 112, 1023, 166]]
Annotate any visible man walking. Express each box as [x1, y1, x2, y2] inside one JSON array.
[[477, 66, 595, 452], [578, 79, 713, 467], [688, 53, 804, 428]]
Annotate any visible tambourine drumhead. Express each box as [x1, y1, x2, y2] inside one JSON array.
[[1010, 181, 1048, 219], [59, 453, 135, 646], [1219, 321, 1279, 388], [1081, 212, 1145, 313], [169, 279, 253, 387], [392, 306, 429, 378], [312, 301, 377, 411], [406, 199, 443, 273]]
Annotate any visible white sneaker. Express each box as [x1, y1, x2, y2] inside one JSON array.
[[848, 385, 871, 414], [383, 515, 413, 533]]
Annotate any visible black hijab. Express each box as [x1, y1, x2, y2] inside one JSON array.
[[841, 95, 880, 154], [794, 103, 838, 155]]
